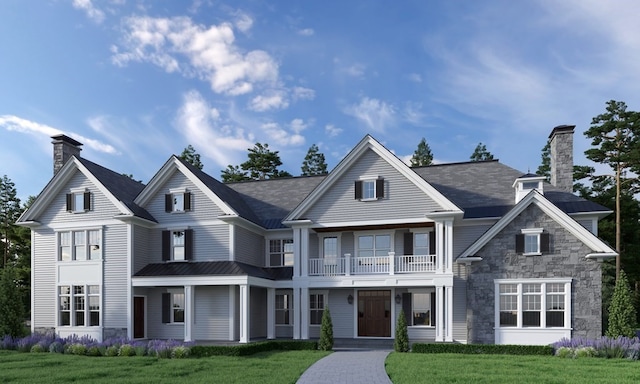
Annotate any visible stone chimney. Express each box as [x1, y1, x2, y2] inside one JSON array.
[[52, 134, 83, 175], [549, 125, 575, 192]]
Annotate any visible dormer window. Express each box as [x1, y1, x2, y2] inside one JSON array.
[[512, 175, 545, 203], [66, 189, 91, 213], [165, 189, 191, 213], [355, 177, 384, 201]]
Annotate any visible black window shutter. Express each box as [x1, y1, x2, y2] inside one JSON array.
[[402, 293, 412, 326], [83, 192, 91, 211], [540, 233, 550, 254], [404, 233, 413, 255], [354, 181, 363, 199], [66, 194, 73, 212], [515, 234, 524, 254], [162, 230, 170, 261], [165, 194, 172, 212], [184, 192, 191, 211], [162, 293, 170, 323], [430, 292, 436, 326], [429, 231, 436, 255], [185, 229, 193, 260], [376, 178, 384, 199]]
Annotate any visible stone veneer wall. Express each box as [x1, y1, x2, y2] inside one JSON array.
[[466, 203, 602, 344]]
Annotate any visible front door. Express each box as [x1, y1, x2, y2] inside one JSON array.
[[134, 296, 145, 339], [357, 290, 391, 337]]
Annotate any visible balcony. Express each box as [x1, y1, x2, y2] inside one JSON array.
[[308, 252, 437, 276]]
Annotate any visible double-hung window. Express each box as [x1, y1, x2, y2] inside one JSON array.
[[59, 229, 102, 261], [358, 234, 391, 258], [309, 293, 326, 325], [162, 229, 193, 261], [354, 177, 385, 200], [58, 284, 100, 327], [496, 279, 570, 329], [516, 228, 550, 255], [269, 239, 293, 267], [276, 293, 293, 325], [402, 290, 436, 326], [162, 290, 185, 323]]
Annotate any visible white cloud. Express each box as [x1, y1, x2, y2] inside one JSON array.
[[346, 63, 365, 77], [290, 118, 307, 134], [325, 124, 342, 137], [0, 115, 117, 154], [249, 90, 289, 111], [407, 73, 422, 83], [298, 28, 314, 36], [344, 97, 396, 133], [112, 16, 279, 96], [72, 0, 105, 24], [292, 86, 315, 101], [262, 122, 305, 146], [233, 11, 253, 33], [175, 90, 254, 167]]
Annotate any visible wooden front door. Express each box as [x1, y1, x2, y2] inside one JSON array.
[[133, 296, 145, 339], [357, 290, 391, 337]]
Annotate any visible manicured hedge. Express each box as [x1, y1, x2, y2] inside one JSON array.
[[411, 343, 553, 356], [190, 340, 318, 357]]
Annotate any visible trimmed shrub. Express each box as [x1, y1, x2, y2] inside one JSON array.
[[394, 310, 409, 352], [172, 346, 190, 359], [87, 346, 102, 357], [189, 340, 318, 358], [69, 343, 87, 356], [318, 306, 333, 351], [607, 270, 637, 338], [411, 343, 553, 356], [30, 344, 45, 353], [118, 344, 136, 357], [49, 341, 64, 354], [105, 345, 119, 357]]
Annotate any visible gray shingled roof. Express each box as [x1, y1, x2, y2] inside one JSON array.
[[134, 261, 293, 280], [411, 160, 609, 218], [78, 157, 155, 222], [226, 175, 326, 229]]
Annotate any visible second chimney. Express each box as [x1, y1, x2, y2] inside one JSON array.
[[52, 134, 83, 175], [549, 125, 575, 193]]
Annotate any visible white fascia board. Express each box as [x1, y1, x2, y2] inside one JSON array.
[[131, 275, 279, 287], [15, 220, 41, 228], [586, 252, 617, 259], [284, 135, 461, 221], [134, 156, 236, 216], [459, 190, 617, 258], [282, 219, 313, 228], [114, 214, 157, 228], [218, 215, 266, 235], [310, 217, 435, 229], [75, 159, 136, 215]]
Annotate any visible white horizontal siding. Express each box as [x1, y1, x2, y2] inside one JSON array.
[[453, 224, 492, 257], [250, 287, 267, 339], [328, 290, 354, 338], [193, 286, 230, 340], [133, 225, 151, 274], [103, 224, 128, 328], [192, 224, 230, 262], [32, 230, 56, 328], [144, 170, 225, 225], [146, 288, 184, 340], [303, 149, 443, 223], [234, 226, 263, 266]]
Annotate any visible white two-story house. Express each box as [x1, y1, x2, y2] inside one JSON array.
[[18, 126, 616, 345]]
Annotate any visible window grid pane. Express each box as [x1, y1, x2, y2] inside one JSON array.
[[363, 180, 375, 199]]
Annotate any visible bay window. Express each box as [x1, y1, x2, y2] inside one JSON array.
[[496, 279, 570, 329]]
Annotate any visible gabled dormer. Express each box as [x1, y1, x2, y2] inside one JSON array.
[[512, 174, 545, 204]]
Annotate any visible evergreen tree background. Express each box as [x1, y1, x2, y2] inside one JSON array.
[[469, 142, 494, 161], [222, 143, 289, 182], [606, 270, 637, 338], [221, 165, 250, 182], [394, 310, 409, 352], [179, 145, 204, 170], [301, 144, 328, 176], [410, 138, 433, 167], [318, 306, 333, 351], [0, 266, 26, 337]]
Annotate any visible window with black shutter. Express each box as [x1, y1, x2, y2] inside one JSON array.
[[355, 178, 385, 200]]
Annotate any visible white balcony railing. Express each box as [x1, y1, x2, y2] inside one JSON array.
[[308, 252, 437, 276]]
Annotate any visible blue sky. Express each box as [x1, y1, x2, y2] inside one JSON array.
[[1, 0, 639, 202]]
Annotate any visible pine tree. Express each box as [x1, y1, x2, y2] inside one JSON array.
[[0, 266, 25, 337], [220, 165, 250, 183], [179, 144, 203, 170], [1, 175, 23, 269], [301, 144, 328, 176], [394, 309, 409, 352], [241, 143, 285, 180], [536, 140, 551, 179], [469, 142, 494, 161], [410, 138, 433, 167], [606, 270, 637, 338], [318, 306, 333, 351]]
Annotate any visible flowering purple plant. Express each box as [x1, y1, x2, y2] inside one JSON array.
[[553, 336, 640, 359]]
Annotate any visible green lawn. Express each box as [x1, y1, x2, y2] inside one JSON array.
[[385, 353, 640, 384], [0, 350, 330, 384]]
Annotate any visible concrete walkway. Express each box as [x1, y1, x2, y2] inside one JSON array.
[[296, 349, 393, 384]]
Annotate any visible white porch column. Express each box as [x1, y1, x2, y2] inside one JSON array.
[[293, 287, 301, 339], [435, 285, 445, 342], [436, 221, 445, 273], [300, 227, 309, 277], [345, 253, 351, 276], [267, 288, 276, 339], [239, 284, 250, 343], [229, 286, 236, 341], [301, 287, 309, 339], [445, 285, 453, 342], [388, 252, 395, 275], [184, 285, 194, 342], [445, 219, 454, 274], [293, 228, 302, 277]]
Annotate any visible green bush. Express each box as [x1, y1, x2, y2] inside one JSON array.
[[318, 306, 333, 351], [49, 341, 64, 354], [105, 345, 119, 357], [87, 346, 102, 357], [172, 346, 190, 359], [30, 344, 45, 353], [394, 310, 409, 352], [189, 340, 318, 358], [411, 343, 553, 356], [118, 344, 136, 357], [69, 343, 87, 356], [606, 270, 637, 338]]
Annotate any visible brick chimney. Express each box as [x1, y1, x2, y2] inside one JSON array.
[[549, 125, 575, 193], [52, 134, 82, 175]]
